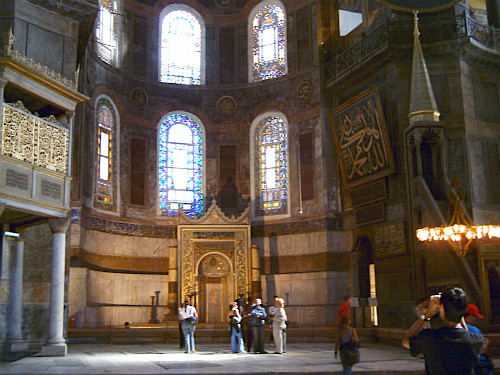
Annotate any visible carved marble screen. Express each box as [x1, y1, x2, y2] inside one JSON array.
[[177, 225, 251, 303], [329, 87, 394, 188]]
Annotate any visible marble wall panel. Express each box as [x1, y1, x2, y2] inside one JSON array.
[[87, 270, 168, 306], [261, 271, 351, 325], [69, 268, 87, 328], [81, 229, 174, 257]]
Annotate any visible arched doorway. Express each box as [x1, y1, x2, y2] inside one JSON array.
[[354, 235, 378, 327], [197, 253, 233, 323]]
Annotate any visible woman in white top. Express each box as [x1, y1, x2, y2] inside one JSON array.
[[272, 297, 287, 354], [178, 299, 198, 353]]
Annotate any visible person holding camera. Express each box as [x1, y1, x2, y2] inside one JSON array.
[[178, 299, 198, 353], [249, 298, 267, 354], [402, 287, 485, 375]]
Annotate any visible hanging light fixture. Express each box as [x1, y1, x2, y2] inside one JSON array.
[[416, 180, 500, 256]]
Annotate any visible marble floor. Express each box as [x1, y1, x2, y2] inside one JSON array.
[[1, 342, 499, 375]]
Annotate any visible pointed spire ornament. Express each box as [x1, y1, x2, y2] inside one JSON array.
[[408, 11, 440, 125]]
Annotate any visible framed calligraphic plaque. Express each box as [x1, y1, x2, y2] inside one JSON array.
[[329, 87, 394, 188]]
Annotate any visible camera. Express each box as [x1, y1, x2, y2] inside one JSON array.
[[430, 293, 441, 299]]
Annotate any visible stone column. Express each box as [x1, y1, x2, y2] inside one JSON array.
[[251, 244, 261, 299], [5, 237, 28, 352], [40, 215, 70, 356]]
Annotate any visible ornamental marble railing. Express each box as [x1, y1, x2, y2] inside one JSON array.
[[1, 101, 69, 174], [325, 13, 500, 84]]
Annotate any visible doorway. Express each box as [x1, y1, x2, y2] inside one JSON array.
[[197, 253, 233, 323]]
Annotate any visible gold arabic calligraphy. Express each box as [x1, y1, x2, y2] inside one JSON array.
[[334, 95, 390, 183]]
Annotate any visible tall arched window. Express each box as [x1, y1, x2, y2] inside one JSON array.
[[96, 0, 118, 64], [159, 112, 204, 217], [160, 6, 204, 85], [249, 1, 287, 82], [95, 97, 118, 211], [251, 113, 289, 217]]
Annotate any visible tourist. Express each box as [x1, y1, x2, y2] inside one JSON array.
[[464, 304, 495, 375], [249, 298, 267, 353], [402, 287, 485, 374], [335, 314, 360, 375], [229, 302, 246, 353], [178, 299, 198, 353], [272, 297, 287, 354]]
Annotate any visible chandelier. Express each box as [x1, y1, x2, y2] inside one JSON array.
[[416, 180, 500, 256]]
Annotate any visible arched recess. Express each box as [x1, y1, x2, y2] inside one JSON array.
[[196, 252, 234, 323], [352, 235, 378, 326]]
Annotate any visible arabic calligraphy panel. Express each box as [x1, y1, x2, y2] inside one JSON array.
[[329, 87, 394, 188]]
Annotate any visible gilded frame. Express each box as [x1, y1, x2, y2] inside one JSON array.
[[329, 87, 394, 188]]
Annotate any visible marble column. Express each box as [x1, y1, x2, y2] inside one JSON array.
[[40, 215, 70, 356], [5, 237, 28, 352]]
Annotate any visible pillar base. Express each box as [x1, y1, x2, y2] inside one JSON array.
[[4, 340, 28, 352], [39, 343, 67, 357]]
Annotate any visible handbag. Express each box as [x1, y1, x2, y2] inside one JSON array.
[[339, 331, 360, 365], [185, 316, 198, 325]]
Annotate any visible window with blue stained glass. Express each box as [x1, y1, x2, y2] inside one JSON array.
[[96, 0, 117, 64], [252, 4, 286, 82], [254, 116, 288, 215], [160, 9, 201, 85], [159, 113, 203, 217]]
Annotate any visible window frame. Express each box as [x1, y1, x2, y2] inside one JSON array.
[[249, 111, 290, 219], [248, 0, 288, 83], [95, 0, 121, 66], [94, 95, 120, 212], [158, 4, 206, 85], [157, 111, 206, 217]]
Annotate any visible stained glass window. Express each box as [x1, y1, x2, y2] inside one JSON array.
[[95, 97, 116, 210], [254, 115, 288, 215], [96, 0, 117, 64], [159, 113, 203, 217], [160, 9, 202, 85], [251, 3, 286, 82]]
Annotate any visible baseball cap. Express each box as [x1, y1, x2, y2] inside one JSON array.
[[466, 304, 484, 319]]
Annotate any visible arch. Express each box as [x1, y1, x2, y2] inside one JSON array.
[[159, 4, 206, 85], [157, 111, 206, 217], [249, 111, 290, 218], [248, 0, 287, 82], [196, 252, 234, 276], [94, 94, 120, 212]]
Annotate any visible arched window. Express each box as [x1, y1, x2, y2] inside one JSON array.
[[95, 97, 118, 211], [249, 1, 287, 82], [160, 6, 204, 85], [251, 113, 289, 217], [158, 112, 204, 217], [96, 0, 118, 64]]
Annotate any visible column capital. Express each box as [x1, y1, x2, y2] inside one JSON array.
[[0, 203, 6, 216], [66, 110, 75, 120], [48, 215, 71, 234]]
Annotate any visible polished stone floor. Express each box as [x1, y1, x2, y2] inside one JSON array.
[[1, 342, 499, 375]]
